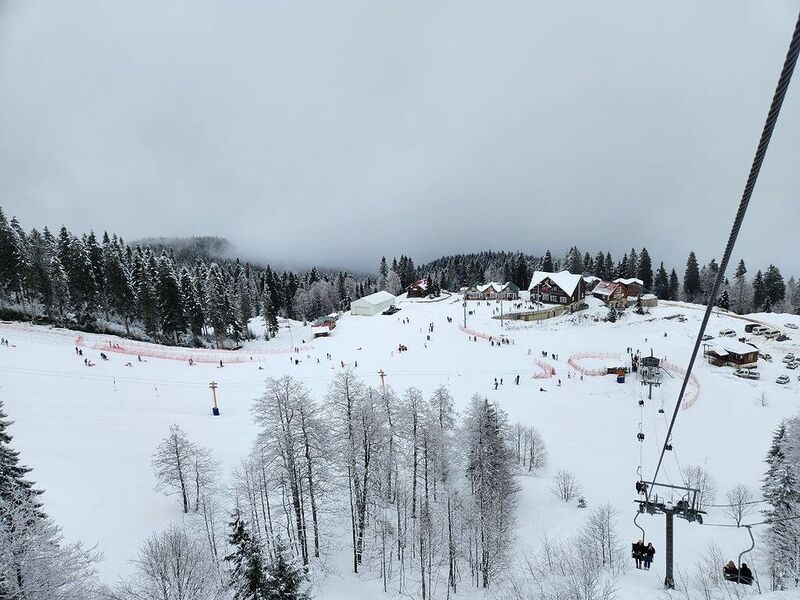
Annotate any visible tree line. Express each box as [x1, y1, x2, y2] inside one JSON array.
[[0, 208, 379, 346]]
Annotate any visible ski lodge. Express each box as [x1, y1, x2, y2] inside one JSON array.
[[464, 282, 520, 301], [528, 271, 586, 305], [406, 279, 429, 298], [703, 340, 759, 368], [350, 291, 397, 316]]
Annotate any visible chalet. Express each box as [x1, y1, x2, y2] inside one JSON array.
[[592, 281, 624, 305], [703, 340, 759, 368], [615, 277, 644, 298], [406, 279, 428, 298], [465, 282, 520, 301], [528, 271, 585, 305]]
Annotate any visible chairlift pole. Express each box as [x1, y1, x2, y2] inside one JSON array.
[[664, 510, 675, 589], [463, 299, 467, 329]]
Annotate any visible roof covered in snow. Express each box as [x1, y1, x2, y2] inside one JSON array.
[[528, 270, 582, 295], [583, 275, 601, 283], [591, 281, 620, 296], [614, 277, 644, 286], [351, 291, 396, 307], [408, 279, 428, 290], [706, 339, 759, 356]]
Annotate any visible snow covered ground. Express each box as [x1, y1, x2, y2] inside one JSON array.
[[2, 295, 799, 598]]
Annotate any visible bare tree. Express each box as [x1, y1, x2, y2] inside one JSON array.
[[578, 504, 626, 575], [684, 465, 717, 511], [111, 525, 224, 600], [152, 424, 194, 513], [551, 470, 582, 502], [724, 483, 755, 526]]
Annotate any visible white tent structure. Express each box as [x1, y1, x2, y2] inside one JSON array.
[[350, 291, 396, 316]]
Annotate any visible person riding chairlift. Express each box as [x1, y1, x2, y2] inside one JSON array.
[[723, 561, 738, 581]]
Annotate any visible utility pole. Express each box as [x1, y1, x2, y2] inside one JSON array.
[[463, 300, 467, 329], [664, 511, 675, 589], [378, 369, 387, 392], [209, 381, 220, 416], [500, 297, 504, 329]]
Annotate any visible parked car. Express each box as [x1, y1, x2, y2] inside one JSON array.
[[765, 328, 782, 339], [787, 362, 799, 370], [734, 368, 760, 380], [785, 323, 799, 330], [776, 334, 792, 342], [701, 334, 714, 341], [719, 329, 737, 338], [745, 323, 757, 333], [785, 353, 796, 361], [752, 325, 770, 335], [759, 352, 773, 361], [777, 375, 790, 384]]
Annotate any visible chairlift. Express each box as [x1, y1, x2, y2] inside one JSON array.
[[637, 432, 645, 441], [723, 526, 759, 589]]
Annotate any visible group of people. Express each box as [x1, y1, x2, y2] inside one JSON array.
[[74, 346, 84, 356], [723, 561, 753, 585], [541, 351, 559, 360], [397, 344, 408, 353], [0, 337, 10, 347], [632, 540, 655, 570]]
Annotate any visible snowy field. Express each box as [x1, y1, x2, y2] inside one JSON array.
[[2, 295, 799, 598]]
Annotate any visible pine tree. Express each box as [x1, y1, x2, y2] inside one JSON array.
[[683, 252, 701, 302], [615, 254, 628, 279], [604, 252, 614, 280], [542, 250, 554, 273], [262, 288, 279, 339], [732, 259, 749, 314], [752, 270, 766, 312], [764, 264, 786, 308], [264, 539, 310, 600], [637, 248, 653, 291], [132, 249, 159, 338], [226, 514, 269, 599], [627, 248, 638, 279], [653, 262, 669, 299], [206, 265, 230, 347], [180, 268, 204, 341], [0, 400, 43, 510], [157, 254, 186, 344], [668, 269, 679, 301], [716, 289, 730, 310]]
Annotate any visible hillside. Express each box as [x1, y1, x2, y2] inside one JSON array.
[[1, 295, 798, 598]]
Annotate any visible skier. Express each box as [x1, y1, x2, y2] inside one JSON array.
[[494, 378, 498, 390], [515, 375, 520, 385], [219, 360, 223, 368]]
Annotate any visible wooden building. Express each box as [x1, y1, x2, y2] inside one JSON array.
[[703, 340, 759, 368], [528, 271, 586, 305]]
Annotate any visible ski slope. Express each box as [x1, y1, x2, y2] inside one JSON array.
[[1, 295, 799, 598]]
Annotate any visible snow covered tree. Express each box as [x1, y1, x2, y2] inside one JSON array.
[[385, 270, 402, 296], [683, 252, 701, 303], [752, 270, 766, 312], [637, 248, 653, 291], [732, 259, 750, 314], [261, 288, 279, 339], [654, 262, 669, 299], [264, 539, 310, 600], [226, 514, 269, 599], [627, 248, 638, 279], [132, 249, 159, 338], [764, 264, 786, 309], [114, 525, 224, 600], [668, 268, 680, 301], [180, 267, 204, 341], [551, 469, 582, 502], [206, 264, 230, 347], [716, 289, 730, 311], [463, 395, 517, 587], [683, 465, 716, 511], [152, 424, 195, 514], [542, 250, 554, 273], [724, 483, 754, 526], [0, 400, 42, 509], [157, 254, 186, 344]]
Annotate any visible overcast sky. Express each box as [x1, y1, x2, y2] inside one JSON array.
[[1, 0, 799, 275]]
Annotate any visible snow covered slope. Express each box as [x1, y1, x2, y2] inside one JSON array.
[[1, 296, 798, 597]]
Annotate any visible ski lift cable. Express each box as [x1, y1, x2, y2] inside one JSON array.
[[649, 10, 800, 494]]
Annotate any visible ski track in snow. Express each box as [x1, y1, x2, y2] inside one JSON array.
[[1, 296, 799, 598]]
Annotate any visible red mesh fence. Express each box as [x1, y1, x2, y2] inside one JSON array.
[[567, 352, 622, 377], [533, 359, 556, 379]]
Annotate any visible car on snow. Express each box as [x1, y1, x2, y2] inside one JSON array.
[[382, 306, 401, 315], [719, 329, 737, 337], [787, 362, 799, 370], [785, 323, 799, 330], [734, 368, 760, 380], [759, 352, 772, 361], [744, 323, 758, 333], [752, 325, 770, 335], [701, 334, 714, 341], [765, 328, 782, 339], [776, 375, 790, 385], [784, 353, 795, 362], [776, 334, 792, 342]]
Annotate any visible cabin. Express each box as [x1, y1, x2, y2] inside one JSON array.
[[528, 271, 585, 305], [465, 282, 520, 301], [615, 277, 644, 298], [703, 340, 759, 368], [592, 281, 625, 306], [311, 315, 337, 338], [406, 279, 428, 298], [350, 291, 396, 316]]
